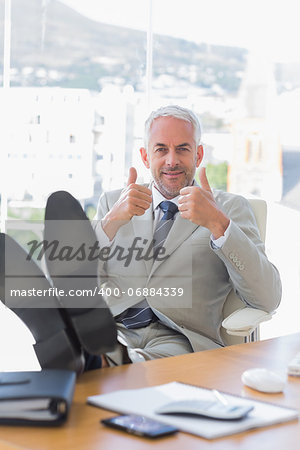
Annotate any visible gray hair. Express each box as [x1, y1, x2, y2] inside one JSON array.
[[144, 105, 202, 149]]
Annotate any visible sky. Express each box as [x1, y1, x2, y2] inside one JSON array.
[[60, 0, 300, 63]]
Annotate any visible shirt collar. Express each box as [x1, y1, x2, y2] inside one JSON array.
[[151, 180, 195, 210], [152, 185, 179, 210]]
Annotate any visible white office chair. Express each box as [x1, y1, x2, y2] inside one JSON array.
[[221, 198, 274, 345]]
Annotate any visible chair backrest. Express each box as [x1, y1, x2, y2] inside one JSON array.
[[221, 198, 267, 346]]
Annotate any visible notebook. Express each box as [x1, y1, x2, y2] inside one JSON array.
[[87, 381, 298, 439], [0, 369, 76, 426]]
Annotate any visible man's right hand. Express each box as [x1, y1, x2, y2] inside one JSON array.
[[101, 167, 152, 240]]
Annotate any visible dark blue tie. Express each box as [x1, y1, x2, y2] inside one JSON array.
[[117, 201, 178, 329], [159, 201, 179, 220], [153, 201, 178, 252]]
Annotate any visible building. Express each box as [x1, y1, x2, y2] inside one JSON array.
[[228, 53, 282, 201], [0, 87, 95, 204]]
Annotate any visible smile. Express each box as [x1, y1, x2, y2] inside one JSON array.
[[161, 171, 184, 178]]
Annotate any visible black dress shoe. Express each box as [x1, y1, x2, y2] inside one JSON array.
[[0, 233, 84, 373], [43, 190, 117, 355]]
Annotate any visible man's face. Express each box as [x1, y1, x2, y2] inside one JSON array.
[[140, 116, 203, 199]]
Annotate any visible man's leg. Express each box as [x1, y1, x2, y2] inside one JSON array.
[[1, 190, 118, 373], [44, 191, 117, 356], [105, 321, 193, 365], [0, 232, 84, 373], [128, 321, 193, 362]]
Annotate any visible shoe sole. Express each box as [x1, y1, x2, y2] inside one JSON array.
[[0, 232, 84, 373], [44, 191, 117, 355]]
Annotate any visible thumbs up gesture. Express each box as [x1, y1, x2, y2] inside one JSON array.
[[127, 167, 138, 186], [122, 167, 152, 219], [178, 167, 229, 239], [101, 167, 152, 240]]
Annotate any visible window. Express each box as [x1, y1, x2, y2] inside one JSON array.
[[1, 0, 300, 369]]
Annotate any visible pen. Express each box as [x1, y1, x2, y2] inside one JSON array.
[[212, 389, 229, 406]]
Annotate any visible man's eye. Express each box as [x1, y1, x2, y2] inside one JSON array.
[[155, 148, 167, 152], [178, 148, 189, 152]]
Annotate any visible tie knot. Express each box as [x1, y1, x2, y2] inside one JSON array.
[[159, 201, 178, 220]]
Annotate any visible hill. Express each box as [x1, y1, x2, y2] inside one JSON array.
[[1, 0, 247, 93]]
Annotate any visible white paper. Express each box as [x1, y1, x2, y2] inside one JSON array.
[[0, 398, 60, 421], [0, 398, 50, 412], [87, 382, 299, 439]]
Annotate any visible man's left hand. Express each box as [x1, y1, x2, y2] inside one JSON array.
[[178, 167, 230, 239]]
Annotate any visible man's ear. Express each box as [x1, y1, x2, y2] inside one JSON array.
[[140, 147, 150, 168], [196, 144, 204, 167]]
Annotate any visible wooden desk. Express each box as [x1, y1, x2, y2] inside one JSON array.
[[0, 333, 300, 449]]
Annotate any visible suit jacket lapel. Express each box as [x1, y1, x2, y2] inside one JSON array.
[[148, 214, 199, 278], [131, 199, 154, 276]]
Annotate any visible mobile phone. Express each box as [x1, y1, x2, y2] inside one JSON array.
[[101, 414, 178, 438]]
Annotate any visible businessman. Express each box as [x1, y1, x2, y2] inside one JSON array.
[[94, 105, 281, 365]]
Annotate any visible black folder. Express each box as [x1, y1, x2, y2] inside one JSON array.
[[0, 369, 76, 426]]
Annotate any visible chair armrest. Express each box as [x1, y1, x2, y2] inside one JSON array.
[[222, 307, 274, 337]]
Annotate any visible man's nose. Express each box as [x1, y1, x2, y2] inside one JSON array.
[[165, 150, 180, 166]]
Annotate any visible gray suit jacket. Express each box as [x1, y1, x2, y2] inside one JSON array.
[[94, 185, 281, 351]]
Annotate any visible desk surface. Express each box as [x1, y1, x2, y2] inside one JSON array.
[[0, 333, 300, 450]]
